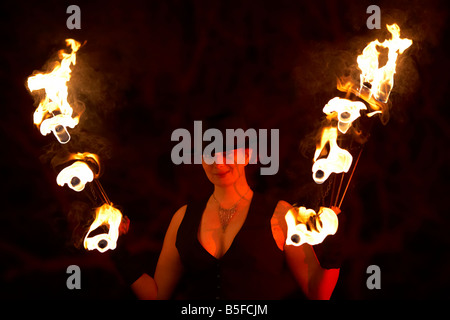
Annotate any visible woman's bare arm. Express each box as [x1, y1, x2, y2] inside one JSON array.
[[285, 243, 340, 299], [154, 205, 187, 299], [130, 205, 187, 300]]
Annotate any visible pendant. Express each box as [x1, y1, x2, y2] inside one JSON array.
[[218, 205, 237, 231]]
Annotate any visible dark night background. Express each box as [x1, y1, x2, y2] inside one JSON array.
[[0, 0, 449, 300]]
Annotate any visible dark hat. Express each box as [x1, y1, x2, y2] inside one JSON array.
[[191, 111, 257, 156]]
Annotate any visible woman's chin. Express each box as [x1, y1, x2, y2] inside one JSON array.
[[210, 174, 234, 186]]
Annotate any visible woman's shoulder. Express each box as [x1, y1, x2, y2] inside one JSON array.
[[168, 204, 188, 230]]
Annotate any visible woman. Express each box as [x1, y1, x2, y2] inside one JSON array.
[[129, 144, 340, 300]]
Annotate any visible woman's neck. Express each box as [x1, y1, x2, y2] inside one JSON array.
[[213, 182, 252, 207]]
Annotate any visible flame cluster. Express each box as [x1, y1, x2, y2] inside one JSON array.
[[286, 24, 412, 247], [27, 40, 125, 253], [357, 24, 413, 103], [84, 204, 123, 253], [286, 207, 339, 246], [27, 39, 81, 144]]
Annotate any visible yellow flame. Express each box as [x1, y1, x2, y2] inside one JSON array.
[[323, 97, 367, 134], [312, 127, 353, 184], [56, 161, 94, 192], [357, 23, 412, 103], [27, 39, 82, 143], [70, 151, 100, 162], [294, 24, 413, 246], [70, 152, 101, 176], [336, 77, 385, 116], [84, 203, 123, 253], [285, 207, 338, 246], [56, 153, 100, 192]]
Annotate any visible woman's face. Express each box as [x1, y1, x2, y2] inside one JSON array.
[[202, 148, 251, 187]]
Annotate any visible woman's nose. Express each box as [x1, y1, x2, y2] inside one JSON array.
[[214, 154, 226, 165], [214, 161, 226, 169]]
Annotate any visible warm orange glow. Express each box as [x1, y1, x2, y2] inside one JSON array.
[[70, 152, 101, 176], [84, 203, 123, 253], [312, 127, 353, 184], [56, 161, 94, 192], [289, 24, 412, 247], [323, 97, 367, 134], [335, 77, 383, 114], [357, 23, 412, 103], [285, 206, 338, 246], [56, 152, 100, 192], [69, 152, 100, 162], [27, 39, 82, 144], [335, 24, 412, 125]]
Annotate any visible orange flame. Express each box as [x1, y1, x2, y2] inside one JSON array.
[[285, 206, 338, 246], [357, 23, 413, 104], [312, 127, 353, 184], [336, 24, 412, 124], [84, 203, 123, 253], [336, 77, 385, 115], [323, 97, 367, 134], [287, 24, 412, 247], [56, 153, 100, 192], [27, 39, 82, 143], [57, 161, 94, 192]]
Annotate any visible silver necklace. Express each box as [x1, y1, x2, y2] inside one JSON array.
[[212, 189, 251, 231]]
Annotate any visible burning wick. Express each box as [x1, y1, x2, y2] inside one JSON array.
[[56, 161, 94, 192], [27, 39, 82, 144], [357, 23, 413, 103], [54, 124, 70, 144], [38, 112, 77, 144], [285, 207, 338, 246], [323, 97, 367, 134], [84, 203, 124, 253], [312, 127, 353, 184], [56, 152, 101, 192]]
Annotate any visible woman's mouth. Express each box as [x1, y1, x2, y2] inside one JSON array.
[[213, 170, 230, 177]]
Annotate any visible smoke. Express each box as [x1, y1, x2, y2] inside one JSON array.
[[69, 47, 132, 118], [66, 201, 94, 249]]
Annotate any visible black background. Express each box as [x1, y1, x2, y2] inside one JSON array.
[[0, 0, 449, 300]]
